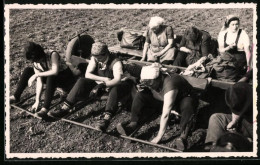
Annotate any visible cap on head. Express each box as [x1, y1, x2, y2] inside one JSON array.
[[149, 16, 165, 29], [91, 41, 108, 56]]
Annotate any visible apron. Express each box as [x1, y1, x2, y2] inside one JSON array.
[[147, 26, 175, 63], [224, 29, 247, 76]]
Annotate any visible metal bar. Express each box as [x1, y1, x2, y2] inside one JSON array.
[[11, 104, 41, 119], [120, 135, 182, 152], [61, 118, 101, 131], [61, 117, 182, 152]]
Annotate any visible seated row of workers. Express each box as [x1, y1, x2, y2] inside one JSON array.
[[10, 14, 253, 151], [140, 15, 252, 79]]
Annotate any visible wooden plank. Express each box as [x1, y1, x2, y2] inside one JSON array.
[[127, 59, 234, 90], [127, 59, 186, 70], [69, 54, 236, 90], [109, 45, 143, 57], [182, 75, 208, 90], [210, 79, 235, 90], [11, 104, 41, 119]]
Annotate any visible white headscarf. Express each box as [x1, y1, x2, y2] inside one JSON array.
[[220, 14, 240, 32], [140, 63, 162, 80], [148, 16, 165, 29]]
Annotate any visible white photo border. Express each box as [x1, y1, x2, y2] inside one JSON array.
[[4, 3, 258, 159]]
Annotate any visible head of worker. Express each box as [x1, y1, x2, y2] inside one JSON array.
[[24, 41, 46, 63], [224, 15, 240, 33], [149, 16, 165, 34], [185, 26, 201, 43], [210, 132, 252, 152], [140, 63, 162, 90], [91, 41, 110, 63]]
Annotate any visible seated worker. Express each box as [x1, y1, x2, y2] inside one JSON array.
[[204, 81, 253, 151], [116, 63, 198, 151], [48, 42, 133, 131], [218, 15, 252, 78], [10, 41, 87, 118], [65, 32, 94, 59], [173, 26, 211, 67], [60, 33, 94, 95], [141, 16, 176, 65]]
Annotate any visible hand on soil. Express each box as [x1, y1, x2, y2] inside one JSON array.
[[151, 136, 161, 144], [29, 101, 39, 113]]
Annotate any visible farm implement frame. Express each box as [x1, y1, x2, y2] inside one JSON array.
[[8, 35, 244, 153], [10, 95, 183, 153]]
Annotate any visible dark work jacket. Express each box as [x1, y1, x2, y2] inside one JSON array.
[[95, 54, 121, 79], [179, 30, 211, 57]]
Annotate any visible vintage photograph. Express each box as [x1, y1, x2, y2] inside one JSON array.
[[4, 3, 257, 158]]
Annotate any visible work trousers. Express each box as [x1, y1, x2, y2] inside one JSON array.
[[14, 67, 76, 109], [130, 90, 198, 132], [65, 78, 133, 114], [205, 113, 253, 144]]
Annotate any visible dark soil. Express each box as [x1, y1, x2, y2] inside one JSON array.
[[8, 8, 253, 153]]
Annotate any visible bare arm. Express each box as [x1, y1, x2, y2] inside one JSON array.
[[180, 46, 192, 53], [244, 44, 252, 71], [36, 52, 59, 77], [156, 39, 174, 57], [151, 90, 178, 143], [105, 61, 123, 87], [28, 52, 60, 87], [65, 37, 77, 62], [226, 113, 240, 130], [141, 42, 149, 61], [219, 43, 235, 53], [218, 31, 235, 53], [65, 38, 86, 76], [179, 35, 192, 53], [30, 67, 44, 111], [85, 57, 111, 82]]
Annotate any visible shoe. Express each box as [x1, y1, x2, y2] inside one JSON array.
[[204, 144, 213, 152], [35, 108, 48, 118], [10, 95, 19, 104], [96, 112, 113, 131], [57, 88, 68, 100], [174, 137, 187, 151], [48, 103, 70, 118], [116, 121, 137, 136]]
